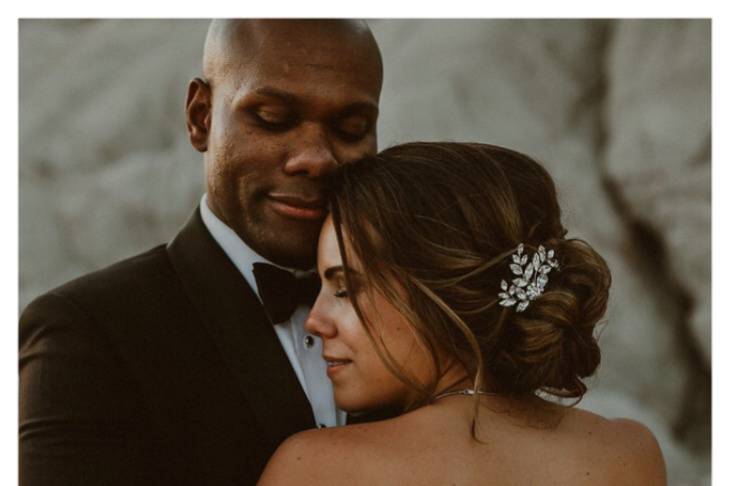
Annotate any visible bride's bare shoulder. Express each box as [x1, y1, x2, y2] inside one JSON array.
[[607, 417, 667, 484], [562, 408, 667, 485], [257, 419, 398, 486]]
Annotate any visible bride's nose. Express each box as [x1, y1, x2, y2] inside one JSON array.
[[305, 294, 337, 339]]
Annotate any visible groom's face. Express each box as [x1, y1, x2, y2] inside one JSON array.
[[189, 21, 382, 269]]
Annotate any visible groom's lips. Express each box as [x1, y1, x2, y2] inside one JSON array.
[[267, 193, 326, 221]]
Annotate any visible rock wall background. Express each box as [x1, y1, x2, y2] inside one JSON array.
[[19, 19, 711, 485]]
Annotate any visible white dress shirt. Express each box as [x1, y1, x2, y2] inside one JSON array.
[[199, 194, 345, 428]]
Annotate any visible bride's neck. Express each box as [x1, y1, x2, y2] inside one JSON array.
[[432, 359, 474, 397]]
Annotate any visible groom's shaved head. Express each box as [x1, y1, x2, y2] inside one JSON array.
[[202, 19, 382, 89]]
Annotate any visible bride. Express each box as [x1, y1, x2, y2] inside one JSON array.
[[257, 142, 666, 485]]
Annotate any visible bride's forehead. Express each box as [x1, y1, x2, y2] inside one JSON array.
[[317, 217, 343, 267], [316, 217, 366, 273]]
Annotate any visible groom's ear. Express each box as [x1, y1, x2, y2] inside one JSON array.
[[186, 77, 212, 152]]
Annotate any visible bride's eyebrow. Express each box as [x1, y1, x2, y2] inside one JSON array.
[[323, 266, 361, 280]]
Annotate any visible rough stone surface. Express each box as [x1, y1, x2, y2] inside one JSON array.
[[604, 19, 711, 367], [19, 19, 710, 485]]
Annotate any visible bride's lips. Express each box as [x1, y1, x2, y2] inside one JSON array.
[[323, 355, 352, 377], [267, 193, 326, 220]]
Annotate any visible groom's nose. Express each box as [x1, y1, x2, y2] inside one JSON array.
[[282, 123, 338, 179]]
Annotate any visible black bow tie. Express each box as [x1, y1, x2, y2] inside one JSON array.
[[252, 262, 321, 324]]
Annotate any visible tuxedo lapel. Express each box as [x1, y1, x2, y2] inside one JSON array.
[[166, 207, 316, 446]]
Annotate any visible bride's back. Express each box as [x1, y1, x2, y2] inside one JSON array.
[[262, 398, 664, 486]]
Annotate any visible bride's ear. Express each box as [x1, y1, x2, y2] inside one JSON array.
[[186, 77, 212, 152]]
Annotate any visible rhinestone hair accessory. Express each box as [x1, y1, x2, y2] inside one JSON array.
[[498, 243, 559, 312]]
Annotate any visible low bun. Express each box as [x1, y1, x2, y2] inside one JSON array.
[[489, 238, 611, 398]]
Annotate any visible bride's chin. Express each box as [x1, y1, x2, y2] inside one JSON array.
[[334, 391, 378, 413], [334, 397, 368, 414]]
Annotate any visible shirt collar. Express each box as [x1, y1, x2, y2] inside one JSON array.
[[199, 194, 273, 300], [199, 194, 317, 300]]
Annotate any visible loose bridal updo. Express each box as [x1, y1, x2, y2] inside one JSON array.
[[328, 142, 612, 410]]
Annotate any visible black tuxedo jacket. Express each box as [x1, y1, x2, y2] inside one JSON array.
[[20, 208, 343, 485]]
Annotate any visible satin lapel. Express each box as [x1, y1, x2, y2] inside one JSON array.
[[166, 207, 316, 446]]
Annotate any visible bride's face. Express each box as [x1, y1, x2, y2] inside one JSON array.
[[305, 216, 436, 412]]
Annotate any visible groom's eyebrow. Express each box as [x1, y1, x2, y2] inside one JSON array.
[[253, 87, 298, 104]]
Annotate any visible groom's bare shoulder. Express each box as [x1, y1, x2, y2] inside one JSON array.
[[257, 420, 398, 486]]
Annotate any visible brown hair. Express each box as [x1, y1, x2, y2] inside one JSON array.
[[329, 142, 611, 413]]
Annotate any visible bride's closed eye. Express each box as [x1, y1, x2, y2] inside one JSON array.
[[334, 278, 361, 299], [322, 265, 361, 300]]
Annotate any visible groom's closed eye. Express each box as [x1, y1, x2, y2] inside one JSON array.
[[252, 107, 296, 129], [334, 115, 372, 142], [331, 102, 377, 142]]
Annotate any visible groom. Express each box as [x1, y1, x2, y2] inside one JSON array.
[[19, 20, 383, 486]]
